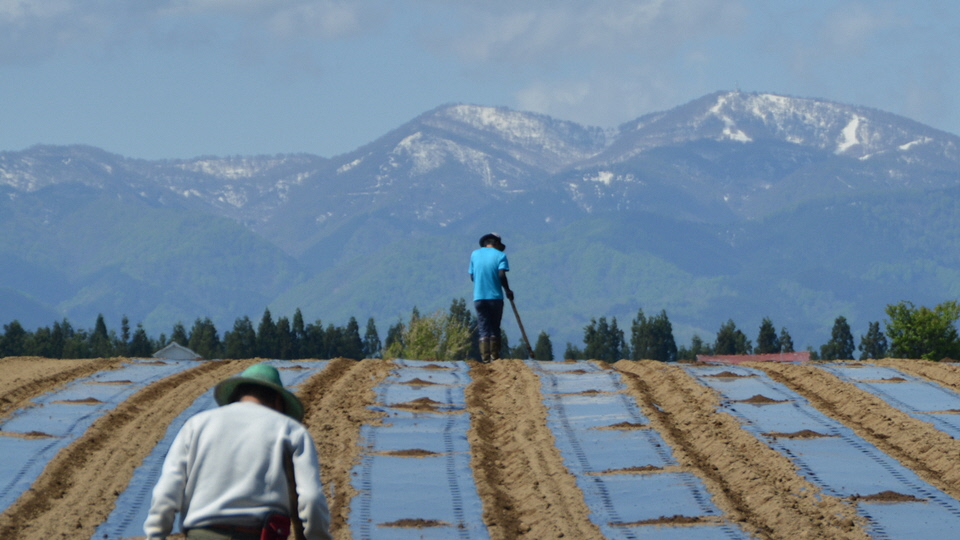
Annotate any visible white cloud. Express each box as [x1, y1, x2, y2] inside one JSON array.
[[818, 2, 900, 56], [0, 0, 379, 63], [433, 0, 746, 64]]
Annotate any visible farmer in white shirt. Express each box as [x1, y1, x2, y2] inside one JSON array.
[[145, 363, 332, 540]]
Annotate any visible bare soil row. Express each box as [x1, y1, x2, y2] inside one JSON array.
[[2, 357, 960, 539], [0, 357, 124, 421]]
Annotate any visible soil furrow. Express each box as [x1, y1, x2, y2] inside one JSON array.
[[755, 361, 960, 502], [0, 358, 258, 540], [465, 359, 604, 540], [613, 360, 868, 540], [0, 357, 123, 420], [299, 358, 394, 540], [876, 358, 960, 392]]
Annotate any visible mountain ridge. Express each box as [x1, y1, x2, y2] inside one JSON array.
[[2, 91, 959, 352]]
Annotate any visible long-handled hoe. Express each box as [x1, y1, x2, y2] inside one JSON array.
[[509, 298, 535, 359]]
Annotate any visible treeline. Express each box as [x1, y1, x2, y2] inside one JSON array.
[[3, 299, 958, 362], [0, 298, 556, 361], [0, 309, 384, 360], [562, 300, 960, 362]]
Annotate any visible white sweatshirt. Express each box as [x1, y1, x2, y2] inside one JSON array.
[[144, 401, 332, 540]]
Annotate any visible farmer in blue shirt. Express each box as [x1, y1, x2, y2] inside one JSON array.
[[469, 233, 514, 363]]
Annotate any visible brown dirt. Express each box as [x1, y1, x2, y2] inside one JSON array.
[[0, 358, 260, 540], [297, 357, 393, 540], [613, 360, 869, 540], [379, 518, 450, 528], [754, 361, 960, 502], [737, 394, 788, 404], [596, 421, 646, 430], [849, 491, 925, 503], [8, 357, 960, 539], [0, 357, 123, 420], [877, 358, 960, 391], [763, 430, 834, 439], [377, 448, 440, 457], [465, 359, 605, 540]]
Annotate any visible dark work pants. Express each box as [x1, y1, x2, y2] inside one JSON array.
[[474, 299, 504, 340]]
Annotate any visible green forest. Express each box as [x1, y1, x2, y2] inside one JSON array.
[[2, 299, 959, 363]]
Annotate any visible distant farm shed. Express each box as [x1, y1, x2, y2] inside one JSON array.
[[697, 352, 811, 364], [153, 342, 203, 360]]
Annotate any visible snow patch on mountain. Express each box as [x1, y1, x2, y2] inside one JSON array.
[[176, 158, 270, 179], [836, 115, 863, 154], [392, 131, 499, 186]]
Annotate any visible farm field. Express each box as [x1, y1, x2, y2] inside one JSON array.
[[3, 356, 960, 539]]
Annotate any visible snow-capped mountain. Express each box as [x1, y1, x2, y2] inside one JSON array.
[[2, 91, 960, 351]]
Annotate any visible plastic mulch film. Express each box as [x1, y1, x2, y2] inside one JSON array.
[[90, 360, 329, 540], [530, 361, 752, 540], [348, 359, 489, 540], [686, 364, 960, 539], [0, 359, 195, 514]]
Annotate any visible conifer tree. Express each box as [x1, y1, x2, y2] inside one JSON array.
[[224, 316, 257, 359], [188, 317, 221, 359], [564, 342, 584, 360], [129, 323, 154, 357], [1, 320, 27, 357], [340, 317, 364, 360], [715, 320, 752, 355], [384, 320, 404, 357], [90, 314, 113, 357], [820, 316, 855, 360], [363, 317, 382, 359], [534, 331, 554, 360], [120, 315, 131, 356], [292, 309, 306, 355], [631, 309, 677, 362], [755, 317, 780, 354], [779, 328, 795, 353], [276, 316, 295, 359], [583, 317, 627, 362], [170, 321, 189, 346], [257, 309, 278, 358], [858, 321, 888, 360], [301, 320, 325, 359]]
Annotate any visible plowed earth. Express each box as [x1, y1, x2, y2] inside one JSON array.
[[1, 357, 958, 540]]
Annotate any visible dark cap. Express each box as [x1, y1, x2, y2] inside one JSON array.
[[479, 233, 504, 248]]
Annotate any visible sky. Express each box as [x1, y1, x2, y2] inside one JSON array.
[[1, 0, 958, 161]]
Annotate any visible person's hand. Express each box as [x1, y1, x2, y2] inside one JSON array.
[[506, 289, 515, 301]]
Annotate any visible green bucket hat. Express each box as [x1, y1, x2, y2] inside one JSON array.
[[214, 363, 304, 422]]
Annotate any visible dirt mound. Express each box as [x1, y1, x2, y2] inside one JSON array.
[[614, 360, 868, 539], [0, 358, 260, 540], [5, 357, 960, 539], [466, 360, 604, 540], [755, 360, 960, 501], [0, 357, 122, 420]]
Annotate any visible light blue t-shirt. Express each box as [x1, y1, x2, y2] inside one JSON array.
[[469, 247, 509, 301]]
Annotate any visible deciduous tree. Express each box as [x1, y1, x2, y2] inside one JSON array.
[[885, 300, 960, 360]]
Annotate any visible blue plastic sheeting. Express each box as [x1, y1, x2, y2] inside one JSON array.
[[0, 359, 195, 515], [349, 360, 488, 540], [91, 360, 329, 540], [529, 361, 750, 540], [686, 364, 960, 539], [820, 363, 960, 440]]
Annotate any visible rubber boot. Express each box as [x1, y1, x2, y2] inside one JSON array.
[[479, 338, 491, 364], [491, 336, 502, 361]]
